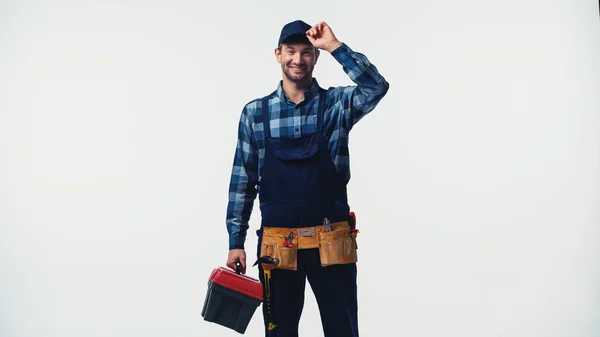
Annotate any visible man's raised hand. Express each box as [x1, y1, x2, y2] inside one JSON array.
[[306, 21, 343, 53]]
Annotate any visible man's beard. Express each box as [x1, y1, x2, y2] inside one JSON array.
[[282, 64, 312, 83]]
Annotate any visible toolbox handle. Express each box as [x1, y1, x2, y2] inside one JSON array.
[[235, 262, 242, 275]]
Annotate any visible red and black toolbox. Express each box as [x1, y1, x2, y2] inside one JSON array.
[[202, 265, 263, 334]]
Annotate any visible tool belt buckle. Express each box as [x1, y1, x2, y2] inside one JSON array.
[[298, 230, 315, 237]]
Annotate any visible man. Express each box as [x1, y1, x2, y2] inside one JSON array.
[[224, 19, 389, 337]]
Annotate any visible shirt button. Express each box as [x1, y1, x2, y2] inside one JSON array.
[[295, 128, 300, 132]]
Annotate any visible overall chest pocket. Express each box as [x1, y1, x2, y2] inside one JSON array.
[[270, 133, 320, 161]]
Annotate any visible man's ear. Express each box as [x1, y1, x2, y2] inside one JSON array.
[[274, 47, 282, 64], [315, 47, 321, 64]]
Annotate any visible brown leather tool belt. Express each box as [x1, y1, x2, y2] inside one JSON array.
[[259, 221, 359, 271]]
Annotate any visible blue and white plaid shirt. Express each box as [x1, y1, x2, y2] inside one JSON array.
[[226, 43, 389, 249]]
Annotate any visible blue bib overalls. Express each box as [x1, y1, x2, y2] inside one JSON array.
[[256, 88, 359, 337]]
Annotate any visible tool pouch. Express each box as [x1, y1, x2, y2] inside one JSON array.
[[259, 231, 298, 271], [318, 226, 358, 267]]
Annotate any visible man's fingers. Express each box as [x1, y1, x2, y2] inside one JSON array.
[[318, 21, 327, 32], [227, 261, 241, 273], [315, 23, 323, 35], [229, 260, 246, 274], [226, 257, 238, 269], [307, 21, 331, 41], [309, 23, 322, 37], [239, 255, 247, 274], [226, 250, 247, 274]]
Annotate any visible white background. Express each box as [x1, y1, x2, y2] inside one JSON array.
[[1, 0, 599, 336]]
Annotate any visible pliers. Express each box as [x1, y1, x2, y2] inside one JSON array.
[[323, 217, 332, 232], [283, 231, 295, 248]]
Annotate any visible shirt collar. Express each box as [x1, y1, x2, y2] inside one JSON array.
[[276, 78, 321, 105]]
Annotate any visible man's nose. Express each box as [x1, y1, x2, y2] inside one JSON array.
[[292, 52, 302, 64]]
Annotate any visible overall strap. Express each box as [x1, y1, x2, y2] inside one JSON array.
[[316, 88, 329, 131], [262, 91, 276, 138]]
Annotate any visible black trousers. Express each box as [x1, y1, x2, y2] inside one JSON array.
[[257, 235, 359, 337]]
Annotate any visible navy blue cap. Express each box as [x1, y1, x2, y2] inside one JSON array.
[[278, 20, 312, 46]]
